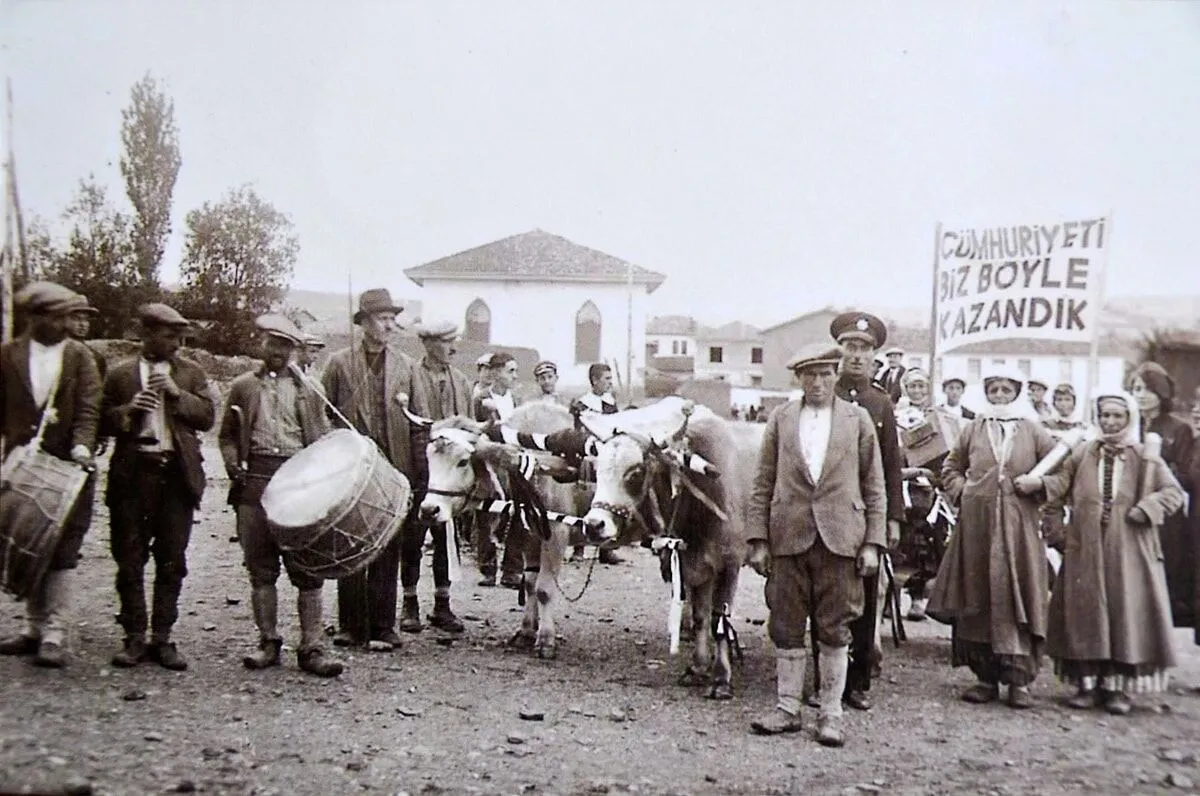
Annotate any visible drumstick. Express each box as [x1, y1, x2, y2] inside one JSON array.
[[287, 362, 358, 433]]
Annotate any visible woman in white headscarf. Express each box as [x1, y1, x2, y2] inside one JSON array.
[[927, 365, 1058, 709], [1039, 390, 1183, 715]]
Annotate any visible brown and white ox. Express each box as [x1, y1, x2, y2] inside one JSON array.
[[418, 401, 594, 661], [579, 397, 757, 700]]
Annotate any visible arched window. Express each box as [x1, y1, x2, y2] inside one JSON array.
[[574, 300, 601, 364], [464, 299, 491, 343]]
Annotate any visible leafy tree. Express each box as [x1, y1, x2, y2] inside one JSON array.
[[178, 185, 298, 354], [120, 73, 181, 294], [39, 178, 141, 339]]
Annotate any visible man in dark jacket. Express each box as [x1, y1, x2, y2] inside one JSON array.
[[402, 320, 473, 633], [0, 282, 101, 668], [102, 303, 216, 671], [219, 314, 343, 677], [826, 312, 905, 713]]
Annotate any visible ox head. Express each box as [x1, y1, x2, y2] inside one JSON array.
[[420, 418, 511, 524], [580, 406, 704, 546]]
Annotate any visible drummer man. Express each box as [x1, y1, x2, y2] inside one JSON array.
[[219, 315, 343, 677], [0, 282, 101, 668], [403, 320, 473, 634], [102, 302, 216, 671], [321, 288, 430, 650]]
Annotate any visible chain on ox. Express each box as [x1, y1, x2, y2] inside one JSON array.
[[581, 397, 755, 700]]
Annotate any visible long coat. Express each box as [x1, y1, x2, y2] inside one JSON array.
[[411, 356, 472, 422], [1145, 412, 1195, 628], [0, 336, 101, 461], [746, 397, 887, 559], [1042, 440, 1183, 668], [101, 355, 216, 508], [321, 343, 428, 481], [927, 417, 1057, 655]]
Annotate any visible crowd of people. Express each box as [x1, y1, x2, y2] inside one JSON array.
[[3, 280, 1199, 753]]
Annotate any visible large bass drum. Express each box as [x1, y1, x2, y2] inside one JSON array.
[[262, 430, 412, 580], [0, 447, 89, 599]]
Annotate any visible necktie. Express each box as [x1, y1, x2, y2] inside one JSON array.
[[1101, 446, 1116, 526]]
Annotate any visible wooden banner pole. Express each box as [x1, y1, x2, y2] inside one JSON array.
[[1082, 212, 1112, 414], [928, 222, 942, 391]]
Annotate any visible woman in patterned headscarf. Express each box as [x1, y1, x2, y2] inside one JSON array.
[[927, 365, 1058, 709], [1040, 390, 1183, 715]]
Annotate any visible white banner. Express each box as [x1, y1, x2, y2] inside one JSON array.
[[933, 216, 1109, 355]]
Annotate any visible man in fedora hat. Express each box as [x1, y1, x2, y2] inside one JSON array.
[[828, 311, 905, 713], [747, 343, 886, 746], [219, 314, 343, 677], [102, 302, 216, 671], [322, 288, 430, 650], [401, 320, 473, 634], [0, 282, 102, 668]]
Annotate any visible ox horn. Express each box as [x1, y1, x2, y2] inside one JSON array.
[[665, 399, 696, 445], [395, 392, 435, 428]]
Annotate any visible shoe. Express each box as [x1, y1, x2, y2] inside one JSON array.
[[598, 548, 625, 566], [331, 631, 360, 647], [242, 639, 283, 670], [1065, 688, 1099, 710], [0, 634, 40, 656], [815, 717, 845, 748], [298, 648, 344, 678], [749, 707, 805, 735], [111, 637, 147, 668], [1007, 685, 1034, 709], [961, 683, 1000, 704], [33, 641, 66, 669], [843, 689, 872, 712], [371, 630, 403, 650], [499, 573, 524, 590], [399, 596, 424, 634], [147, 641, 188, 671], [1103, 691, 1132, 716], [429, 597, 465, 634]]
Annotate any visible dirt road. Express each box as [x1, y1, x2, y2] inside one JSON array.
[[3, 439, 1200, 796]]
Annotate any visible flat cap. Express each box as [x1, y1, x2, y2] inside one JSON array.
[[61, 293, 100, 316], [254, 314, 305, 346], [533, 360, 558, 377], [303, 334, 326, 349], [830, 311, 887, 349], [476, 353, 493, 368], [138, 302, 191, 329], [14, 281, 79, 315], [416, 320, 458, 341], [786, 343, 843, 373], [1026, 377, 1049, 389], [941, 376, 966, 388], [884, 346, 905, 357]]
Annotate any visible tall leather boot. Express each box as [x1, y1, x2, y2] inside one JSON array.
[[816, 643, 850, 747], [750, 648, 806, 735], [34, 570, 71, 668], [243, 584, 282, 670], [297, 589, 343, 678], [429, 588, 464, 633]]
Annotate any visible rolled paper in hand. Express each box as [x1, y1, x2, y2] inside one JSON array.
[[1026, 426, 1086, 480]]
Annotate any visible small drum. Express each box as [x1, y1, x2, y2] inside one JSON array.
[[0, 447, 89, 599], [262, 430, 412, 580]]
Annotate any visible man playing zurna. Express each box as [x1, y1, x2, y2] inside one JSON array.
[[103, 302, 216, 671], [747, 343, 887, 747], [219, 314, 343, 677], [322, 288, 429, 650], [828, 312, 904, 712], [0, 282, 101, 668], [403, 320, 473, 634]]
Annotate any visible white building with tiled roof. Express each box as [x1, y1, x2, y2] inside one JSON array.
[[404, 230, 665, 389], [694, 321, 765, 387]]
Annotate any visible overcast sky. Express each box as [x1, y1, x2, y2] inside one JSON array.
[[5, 1, 1199, 327]]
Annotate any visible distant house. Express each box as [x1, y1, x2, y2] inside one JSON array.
[[646, 315, 697, 359], [759, 308, 843, 390], [403, 229, 665, 388], [694, 321, 764, 387]]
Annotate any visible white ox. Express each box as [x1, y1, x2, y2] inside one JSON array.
[[418, 401, 593, 661], [579, 397, 758, 699]]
